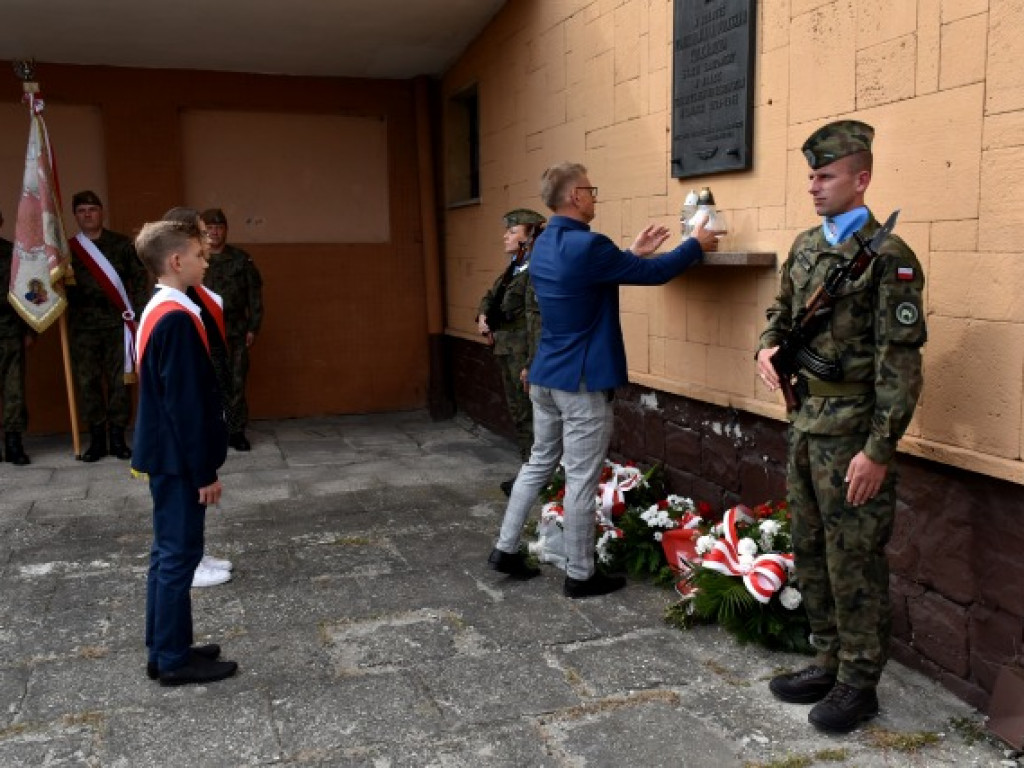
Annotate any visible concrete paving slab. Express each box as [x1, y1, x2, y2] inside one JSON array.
[[0, 413, 1011, 767]]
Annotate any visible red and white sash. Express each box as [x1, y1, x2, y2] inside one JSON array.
[[70, 232, 138, 381], [192, 284, 226, 344], [137, 286, 209, 369]]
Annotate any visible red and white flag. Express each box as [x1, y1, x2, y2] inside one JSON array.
[[10, 84, 70, 333]]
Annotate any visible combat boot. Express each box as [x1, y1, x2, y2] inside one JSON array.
[[108, 426, 132, 460], [81, 425, 107, 463], [808, 682, 879, 733], [4, 432, 30, 465]]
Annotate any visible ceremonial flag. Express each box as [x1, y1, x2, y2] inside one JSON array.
[[10, 82, 70, 333]]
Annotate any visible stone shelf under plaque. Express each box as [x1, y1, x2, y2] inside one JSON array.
[[699, 251, 776, 267]]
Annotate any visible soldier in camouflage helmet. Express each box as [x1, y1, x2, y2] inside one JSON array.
[[477, 209, 545, 495], [67, 191, 151, 462], [756, 120, 926, 734], [0, 208, 34, 464], [200, 209, 263, 451]]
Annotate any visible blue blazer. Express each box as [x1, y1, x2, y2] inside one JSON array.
[[132, 306, 228, 488], [528, 215, 704, 392]]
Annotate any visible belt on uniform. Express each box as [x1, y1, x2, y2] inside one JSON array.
[[804, 379, 873, 397]]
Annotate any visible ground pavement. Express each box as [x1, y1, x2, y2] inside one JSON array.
[[0, 413, 1014, 767]]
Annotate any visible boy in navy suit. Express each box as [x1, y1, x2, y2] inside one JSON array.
[[133, 220, 237, 685]]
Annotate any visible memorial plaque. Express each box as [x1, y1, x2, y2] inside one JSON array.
[[671, 0, 756, 178]]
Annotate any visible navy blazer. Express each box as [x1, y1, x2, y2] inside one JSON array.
[[528, 215, 704, 392], [132, 304, 228, 488]]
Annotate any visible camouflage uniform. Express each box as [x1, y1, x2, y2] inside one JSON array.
[[0, 237, 30, 434], [758, 126, 926, 691], [67, 229, 150, 430], [479, 263, 534, 460], [203, 244, 263, 434]]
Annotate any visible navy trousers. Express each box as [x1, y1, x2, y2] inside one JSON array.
[[145, 474, 205, 671]]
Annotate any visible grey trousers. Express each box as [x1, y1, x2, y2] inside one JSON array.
[[495, 384, 614, 580]]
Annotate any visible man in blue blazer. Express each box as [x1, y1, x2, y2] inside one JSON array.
[[488, 161, 721, 598]]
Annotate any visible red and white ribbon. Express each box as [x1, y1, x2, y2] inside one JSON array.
[[598, 464, 642, 520], [71, 232, 137, 377], [701, 505, 794, 604]]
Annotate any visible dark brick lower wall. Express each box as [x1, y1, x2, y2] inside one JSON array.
[[447, 334, 1024, 709]]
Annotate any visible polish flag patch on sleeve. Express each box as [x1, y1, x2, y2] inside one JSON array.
[[896, 266, 915, 281]]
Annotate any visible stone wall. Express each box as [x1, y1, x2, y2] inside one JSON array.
[[448, 334, 1024, 710]]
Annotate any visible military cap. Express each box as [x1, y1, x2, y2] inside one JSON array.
[[801, 120, 874, 170], [502, 208, 546, 228], [72, 190, 103, 210], [201, 208, 228, 225]]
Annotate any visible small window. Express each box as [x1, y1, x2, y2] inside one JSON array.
[[447, 84, 480, 207]]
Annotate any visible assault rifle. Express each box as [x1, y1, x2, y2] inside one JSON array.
[[770, 210, 899, 412]]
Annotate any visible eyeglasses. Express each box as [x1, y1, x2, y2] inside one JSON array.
[[574, 186, 598, 198]]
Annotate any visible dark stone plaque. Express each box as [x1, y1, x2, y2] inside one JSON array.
[[671, 0, 756, 178]]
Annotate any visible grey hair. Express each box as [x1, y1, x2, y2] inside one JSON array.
[[539, 162, 587, 210]]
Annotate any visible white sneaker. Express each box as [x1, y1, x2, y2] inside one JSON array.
[[192, 564, 232, 588], [201, 554, 233, 572]]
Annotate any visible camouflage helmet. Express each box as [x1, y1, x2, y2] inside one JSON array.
[[801, 120, 874, 170], [502, 208, 546, 229]]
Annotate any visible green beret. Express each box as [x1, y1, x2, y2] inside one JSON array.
[[201, 208, 228, 225], [72, 190, 103, 210], [802, 120, 874, 170], [502, 208, 545, 228]]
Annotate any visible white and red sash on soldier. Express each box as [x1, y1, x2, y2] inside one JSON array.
[[137, 285, 209, 368], [70, 232, 138, 381], [192, 284, 226, 344]]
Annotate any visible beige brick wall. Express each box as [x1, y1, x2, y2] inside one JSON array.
[[443, 0, 1024, 483]]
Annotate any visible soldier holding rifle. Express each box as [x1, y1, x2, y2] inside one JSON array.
[[756, 121, 926, 733]]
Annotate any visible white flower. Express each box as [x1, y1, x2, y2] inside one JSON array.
[[779, 586, 802, 610], [695, 535, 716, 555], [654, 531, 663, 542], [759, 520, 781, 535], [737, 538, 759, 557]]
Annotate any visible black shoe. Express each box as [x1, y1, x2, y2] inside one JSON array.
[[563, 572, 626, 599], [4, 432, 30, 465], [108, 426, 132, 460], [499, 479, 514, 497], [487, 548, 540, 580], [158, 654, 238, 686], [808, 682, 879, 733], [229, 432, 251, 451], [769, 665, 838, 704], [146, 643, 222, 680], [81, 426, 107, 463]]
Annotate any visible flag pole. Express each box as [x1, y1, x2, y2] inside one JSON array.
[[12, 61, 82, 459], [58, 313, 81, 458]]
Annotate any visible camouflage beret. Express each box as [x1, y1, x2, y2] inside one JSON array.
[[200, 208, 228, 225], [72, 190, 103, 210], [502, 208, 546, 228], [802, 120, 874, 170]]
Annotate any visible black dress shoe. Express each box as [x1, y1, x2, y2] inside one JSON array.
[[229, 432, 251, 451], [563, 572, 626, 599], [146, 643, 222, 680], [768, 665, 838, 704], [487, 548, 540, 580], [158, 654, 238, 686], [808, 682, 879, 733]]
